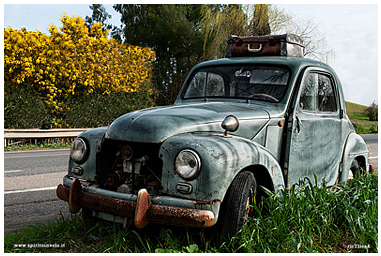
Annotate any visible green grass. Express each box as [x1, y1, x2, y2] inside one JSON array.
[[4, 142, 71, 151], [241, 173, 378, 252], [4, 173, 378, 253], [346, 101, 378, 134]]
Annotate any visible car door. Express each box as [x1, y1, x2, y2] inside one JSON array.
[[285, 67, 342, 187]]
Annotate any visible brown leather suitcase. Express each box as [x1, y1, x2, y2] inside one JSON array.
[[226, 34, 305, 58]]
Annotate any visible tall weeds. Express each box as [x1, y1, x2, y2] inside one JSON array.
[[4, 173, 377, 253], [241, 173, 378, 252]]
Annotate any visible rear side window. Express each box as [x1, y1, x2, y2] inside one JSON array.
[[299, 72, 337, 113], [317, 74, 337, 112]]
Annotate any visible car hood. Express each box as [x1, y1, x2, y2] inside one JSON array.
[[105, 102, 270, 143]]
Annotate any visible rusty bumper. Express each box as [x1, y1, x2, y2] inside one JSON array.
[[56, 178, 215, 229]]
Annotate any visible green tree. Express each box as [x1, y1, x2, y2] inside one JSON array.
[[249, 4, 271, 36], [112, 4, 334, 104], [365, 101, 378, 121], [200, 5, 247, 60], [201, 4, 334, 62], [113, 4, 204, 105], [85, 4, 112, 31], [200, 4, 274, 60], [85, 4, 123, 41]]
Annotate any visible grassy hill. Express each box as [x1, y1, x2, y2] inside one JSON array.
[[345, 102, 378, 134]]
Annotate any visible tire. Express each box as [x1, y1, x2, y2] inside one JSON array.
[[348, 159, 359, 181], [220, 171, 257, 240]]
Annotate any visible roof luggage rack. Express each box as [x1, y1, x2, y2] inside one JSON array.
[[226, 34, 305, 58]]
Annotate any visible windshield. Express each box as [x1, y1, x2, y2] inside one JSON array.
[[182, 65, 290, 103]]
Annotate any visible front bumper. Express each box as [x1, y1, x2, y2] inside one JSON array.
[[56, 176, 216, 229]]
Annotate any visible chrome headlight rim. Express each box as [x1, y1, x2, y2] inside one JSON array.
[[70, 137, 88, 164], [175, 149, 201, 180]]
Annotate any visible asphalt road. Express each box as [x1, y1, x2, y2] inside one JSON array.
[[4, 149, 71, 234], [4, 134, 378, 234], [360, 134, 378, 173]]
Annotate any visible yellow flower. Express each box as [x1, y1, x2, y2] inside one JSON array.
[[4, 13, 155, 121]]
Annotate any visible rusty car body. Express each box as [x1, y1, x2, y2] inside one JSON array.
[[57, 37, 372, 238]]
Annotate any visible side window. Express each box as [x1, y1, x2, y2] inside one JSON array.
[[317, 74, 337, 112], [300, 73, 316, 111], [299, 72, 337, 113]]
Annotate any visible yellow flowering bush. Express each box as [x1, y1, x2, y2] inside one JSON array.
[[4, 14, 155, 127]]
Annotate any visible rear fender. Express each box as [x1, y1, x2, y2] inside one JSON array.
[[339, 132, 369, 182]]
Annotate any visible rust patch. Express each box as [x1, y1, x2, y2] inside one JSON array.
[[58, 182, 215, 228], [56, 184, 69, 202], [134, 189, 151, 229], [80, 192, 136, 218], [331, 171, 341, 191], [370, 164, 375, 174], [69, 178, 82, 213], [195, 199, 221, 206], [147, 180, 161, 186], [211, 199, 222, 205], [121, 144, 133, 160], [148, 204, 215, 227]]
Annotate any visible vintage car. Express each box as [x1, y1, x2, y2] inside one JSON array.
[[57, 34, 373, 239]]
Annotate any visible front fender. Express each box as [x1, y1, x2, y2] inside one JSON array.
[[339, 132, 369, 182], [68, 127, 108, 181], [159, 133, 285, 203]]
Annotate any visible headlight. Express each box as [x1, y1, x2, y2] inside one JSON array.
[[175, 149, 201, 180], [70, 138, 88, 164]]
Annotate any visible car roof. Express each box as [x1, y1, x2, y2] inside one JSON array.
[[192, 56, 333, 73]]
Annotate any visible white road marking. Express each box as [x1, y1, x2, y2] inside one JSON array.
[[4, 148, 69, 154], [4, 170, 23, 173], [369, 156, 378, 159], [4, 153, 68, 159], [4, 171, 67, 191], [4, 187, 57, 195]]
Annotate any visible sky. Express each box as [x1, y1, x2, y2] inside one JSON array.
[[2, 3, 379, 106]]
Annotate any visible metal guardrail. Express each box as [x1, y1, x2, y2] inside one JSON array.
[[4, 128, 89, 139], [4, 128, 90, 147]]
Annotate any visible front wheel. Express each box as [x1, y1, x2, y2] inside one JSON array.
[[220, 171, 257, 240]]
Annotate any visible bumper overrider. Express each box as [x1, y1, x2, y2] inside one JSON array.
[[56, 176, 215, 229]]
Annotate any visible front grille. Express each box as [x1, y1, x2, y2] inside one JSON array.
[[96, 139, 163, 195]]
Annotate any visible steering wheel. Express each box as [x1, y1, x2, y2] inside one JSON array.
[[250, 93, 278, 102]]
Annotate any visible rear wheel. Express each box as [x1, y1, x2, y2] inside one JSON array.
[[220, 171, 257, 240], [348, 159, 360, 181]]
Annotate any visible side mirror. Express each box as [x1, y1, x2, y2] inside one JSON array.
[[221, 115, 239, 137]]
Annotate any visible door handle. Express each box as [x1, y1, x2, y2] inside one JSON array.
[[296, 115, 304, 133]]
